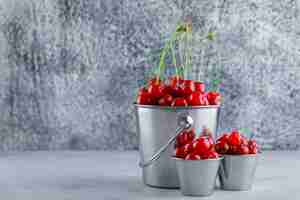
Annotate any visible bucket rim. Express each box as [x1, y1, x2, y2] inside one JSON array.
[[134, 103, 220, 110], [172, 156, 224, 162]]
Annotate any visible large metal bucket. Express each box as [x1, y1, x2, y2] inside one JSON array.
[[135, 105, 220, 188]]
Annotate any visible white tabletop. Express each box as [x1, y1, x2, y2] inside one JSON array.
[[0, 151, 299, 200]]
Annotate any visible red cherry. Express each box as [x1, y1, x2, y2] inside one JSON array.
[[170, 85, 185, 97], [206, 91, 221, 105], [171, 98, 188, 107], [240, 136, 249, 146], [182, 80, 195, 97], [194, 82, 205, 93], [248, 139, 259, 154], [148, 83, 165, 100], [175, 130, 195, 147], [158, 94, 174, 106], [183, 142, 194, 155], [249, 147, 258, 154], [187, 92, 206, 106], [175, 146, 186, 158], [185, 152, 201, 160], [248, 139, 258, 148], [207, 136, 214, 149], [238, 145, 250, 154], [228, 145, 239, 155], [215, 141, 229, 154], [136, 88, 152, 105], [228, 131, 242, 146], [217, 133, 229, 143], [162, 85, 173, 95], [193, 137, 211, 155]]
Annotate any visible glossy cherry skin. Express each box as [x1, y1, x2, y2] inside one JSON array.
[[228, 145, 239, 155], [182, 80, 195, 97], [185, 152, 201, 160], [187, 92, 206, 106], [175, 129, 195, 147], [238, 145, 250, 154], [171, 98, 188, 107], [202, 151, 219, 159], [215, 141, 229, 154], [158, 94, 173, 106], [148, 83, 165, 100], [183, 142, 194, 155], [193, 137, 211, 154], [217, 133, 229, 143], [248, 139, 258, 154], [206, 91, 221, 105], [175, 146, 186, 158], [249, 147, 258, 154], [136, 88, 152, 105], [228, 131, 242, 146], [194, 82, 205, 93]]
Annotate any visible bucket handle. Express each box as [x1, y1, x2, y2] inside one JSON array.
[[139, 114, 194, 168]]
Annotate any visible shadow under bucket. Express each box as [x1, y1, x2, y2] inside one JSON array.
[[135, 104, 220, 188]]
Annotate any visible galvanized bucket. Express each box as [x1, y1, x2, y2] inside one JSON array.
[[174, 157, 222, 196], [219, 154, 258, 191], [135, 104, 220, 188]]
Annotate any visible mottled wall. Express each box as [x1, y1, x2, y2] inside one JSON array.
[[0, 0, 299, 150]]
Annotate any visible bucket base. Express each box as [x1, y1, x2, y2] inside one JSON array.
[[144, 182, 179, 189]]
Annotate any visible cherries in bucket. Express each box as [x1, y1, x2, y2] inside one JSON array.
[[174, 128, 220, 160], [136, 76, 221, 107]]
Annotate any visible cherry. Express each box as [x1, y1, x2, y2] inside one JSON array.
[[148, 83, 165, 100], [170, 85, 185, 97], [215, 141, 229, 154], [238, 145, 250, 154], [187, 92, 206, 106], [201, 150, 219, 159], [228, 145, 239, 155], [228, 130, 242, 146], [240, 136, 249, 146], [217, 133, 229, 143], [162, 85, 173, 95], [136, 88, 152, 105], [194, 81, 205, 93], [206, 91, 221, 105], [193, 137, 211, 155], [183, 142, 194, 155], [248, 139, 259, 154], [175, 146, 186, 158], [171, 98, 188, 107], [185, 152, 201, 160], [249, 147, 258, 154], [158, 94, 173, 106], [182, 80, 195, 97], [248, 139, 258, 148], [175, 129, 195, 147]]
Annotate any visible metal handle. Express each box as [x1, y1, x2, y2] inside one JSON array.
[[139, 114, 194, 168]]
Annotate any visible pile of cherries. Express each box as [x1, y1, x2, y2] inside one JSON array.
[[136, 76, 221, 106], [174, 128, 220, 160], [174, 129, 259, 160], [215, 130, 259, 155]]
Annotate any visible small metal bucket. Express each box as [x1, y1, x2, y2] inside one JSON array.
[[174, 157, 222, 196], [219, 154, 258, 191], [135, 104, 220, 188]]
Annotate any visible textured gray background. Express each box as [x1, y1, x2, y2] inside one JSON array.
[[0, 0, 299, 151]]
